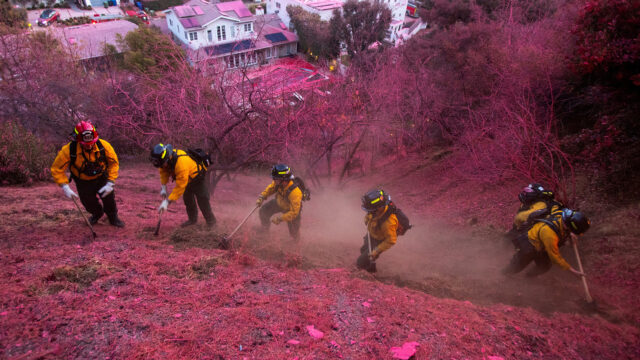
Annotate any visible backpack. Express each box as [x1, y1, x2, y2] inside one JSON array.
[[285, 177, 311, 201], [69, 140, 107, 180], [186, 148, 212, 168], [533, 209, 569, 246], [379, 202, 412, 235]]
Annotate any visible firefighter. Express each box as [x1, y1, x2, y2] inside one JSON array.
[[150, 143, 216, 228], [357, 189, 398, 273], [503, 208, 590, 277], [505, 183, 562, 244], [51, 121, 124, 227], [255, 164, 302, 240]]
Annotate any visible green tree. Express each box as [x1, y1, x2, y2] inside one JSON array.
[[287, 5, 339, 59], [117, 26, 186, 75], [329, 0, 391, 57]]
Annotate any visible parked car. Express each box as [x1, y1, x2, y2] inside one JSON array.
[[37, 9, 60, 27], [125, 9, 149, 24]]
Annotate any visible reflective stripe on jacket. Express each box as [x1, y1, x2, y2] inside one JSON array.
[[259, 180, 302, 222], [51, 140, 119, 185], [365, 205, 398, 257]]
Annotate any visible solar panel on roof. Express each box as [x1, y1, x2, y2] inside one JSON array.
[[265, 32, 288, 43], [193, 6, 204, 15], [179, 17, 200, 28], [176, 5, 197, 17], [204, 39, 254, 56]]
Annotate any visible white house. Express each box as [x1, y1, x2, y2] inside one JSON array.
[[384, 0, 409, 42], [264, 0, 408, 43], [264, 0, 343, 29], [165, 0, 298, 68]]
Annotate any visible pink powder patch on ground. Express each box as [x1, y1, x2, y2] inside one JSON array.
[[390, 341, 420, 359], [306, 325, 324, 339]]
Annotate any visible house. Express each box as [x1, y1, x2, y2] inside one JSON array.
[[164, 0, 297, 69], [264, 0, 343, 29], [264, 0, 408, 43]]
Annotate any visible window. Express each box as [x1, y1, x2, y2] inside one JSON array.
[[265, 47, 271, 58], [169, 18, 173, 26], [184, 31, 188, 40], [276, 2, 280, 8], [189, 32, 198, 41], [244, 23, 252, 32], [217, 25, 226, 41], [208, 30, 212, 42]]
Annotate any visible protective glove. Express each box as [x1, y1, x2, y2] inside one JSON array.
[[61, 184, 78, 199], [98, 181, 114, 197], [369, 250, 380, 262], [256, 196, 264, 207], [271, 216, 282, 225], [160, 185, 168, 198], [158, 199, 170, 214]]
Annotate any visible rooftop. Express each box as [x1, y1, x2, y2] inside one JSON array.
[[53, 20, 138, 60], [168, 0, 254, 29]]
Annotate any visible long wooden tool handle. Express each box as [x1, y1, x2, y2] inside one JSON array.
[[154, 213, 162, 235], [72, 196, 96, 238], [226, 205, 259, 240], [572, 240, 593, 303]]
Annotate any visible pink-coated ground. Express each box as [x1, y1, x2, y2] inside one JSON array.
[[0, 160, 638, 359]]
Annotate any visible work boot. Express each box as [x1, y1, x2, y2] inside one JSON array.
[[205, 219, 217, 229], [181, 220, 197, 227], [89, 213, 102, 225], [108, 216, 125, 228]]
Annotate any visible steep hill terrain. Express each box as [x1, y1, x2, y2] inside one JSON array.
[[1, 161, 638, 359]]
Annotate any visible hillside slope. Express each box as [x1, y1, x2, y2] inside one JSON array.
[[0, 164, 638, 359]]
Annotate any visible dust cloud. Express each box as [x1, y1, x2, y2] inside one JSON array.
[[215, 173, 591, 316]]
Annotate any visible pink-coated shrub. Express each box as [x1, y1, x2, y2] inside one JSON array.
[[0, 122, 55, 185]]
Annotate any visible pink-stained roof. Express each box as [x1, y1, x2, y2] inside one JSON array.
[[53, 20, 138, 60], [192, 5, 204, 15], [307, 0, 343, 11], [193, 6, 204, 15], [216, 1, 253, 18], [174, 5, 196, 17], [169, 0, 255, 28]]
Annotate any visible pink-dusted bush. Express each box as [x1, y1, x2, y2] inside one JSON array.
[[569, 0, 640, 85], [0, 122, 55, 185]]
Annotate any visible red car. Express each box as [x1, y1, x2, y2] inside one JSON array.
[[125, 9, 149, 24], [37, 9, 60, 27]]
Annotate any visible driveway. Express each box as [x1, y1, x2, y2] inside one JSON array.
[[27, 3, 125, 29]]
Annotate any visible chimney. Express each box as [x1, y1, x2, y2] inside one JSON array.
[[255, 5, 265, 15]]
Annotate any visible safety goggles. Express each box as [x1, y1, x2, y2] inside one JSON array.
[[81, 131, 94, 143]]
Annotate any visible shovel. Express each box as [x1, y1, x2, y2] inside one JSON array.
[[71, 196, 96, 241], [572, 236, 596, 308], [221, 205, 259, 249]]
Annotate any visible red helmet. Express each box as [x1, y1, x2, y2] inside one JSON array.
[[74, 121, 98, 147]]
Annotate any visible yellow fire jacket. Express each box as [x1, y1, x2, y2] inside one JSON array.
[[527, 217, 571, 270], [365, 205, 399, 258], [51, 140, 119, 185], [259, 180, 302, 222], [513, 201, 547, 229], [159, 150, 205, 202]]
